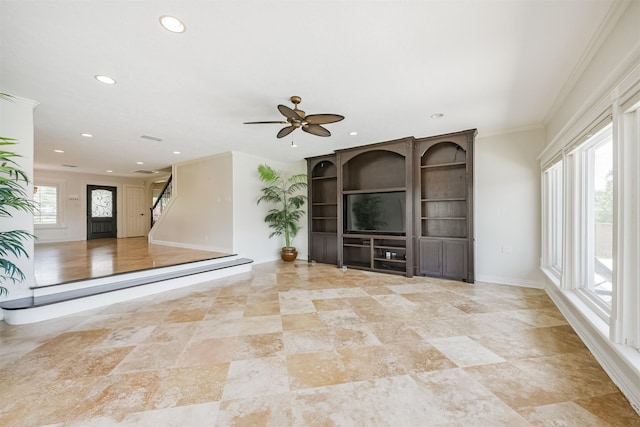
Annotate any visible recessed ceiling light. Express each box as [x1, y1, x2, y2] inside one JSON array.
[[173, 151, 181, 154], [81, 133, 93, 138], [54, 149, 64, 153], [159, 15, 186, 33], [106, 170, 113, 173], [95, 75, 116, 85], [349, 131, 358, 136], [136, 161, 144, 165], [430, 113, 444, 119]]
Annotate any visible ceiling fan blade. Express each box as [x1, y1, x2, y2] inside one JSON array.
[[243, 121, 288, 124], [277, 126, 296, 138], [303, 124, 331, 137], [304, 114, 345, 125], [277, 104, 301, 121]]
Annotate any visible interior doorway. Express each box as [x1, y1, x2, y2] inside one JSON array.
[[87, 185, 117, 240], [125, 185, 147, 237]]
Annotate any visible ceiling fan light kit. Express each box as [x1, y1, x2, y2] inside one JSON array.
[[245, 96, 344, 138]]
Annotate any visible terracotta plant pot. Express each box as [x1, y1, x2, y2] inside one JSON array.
[[281, 247, 298, 262]]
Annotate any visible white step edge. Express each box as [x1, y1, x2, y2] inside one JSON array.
[[3, 262, 252, 325]]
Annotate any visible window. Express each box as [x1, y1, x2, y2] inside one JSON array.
[[542, 161, 563, 280], [33, 184, 58, 225], [577, 124, 613, 309]]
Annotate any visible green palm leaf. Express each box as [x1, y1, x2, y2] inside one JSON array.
[[0, 109, 36, 295], [257, 164, 308, 248]]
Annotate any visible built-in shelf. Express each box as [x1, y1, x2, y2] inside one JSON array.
[[308, 156, 339, 265], [373, 257, 405, 263], [342, 187, 406, 195], [417, 130, 475, 281], [421, 161, 466, 169], [422, 217, 466, 220]]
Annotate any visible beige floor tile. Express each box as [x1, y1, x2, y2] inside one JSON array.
[[216, 394, 292, 426], [165, 308, 208, 323], [338, 345, 406, 380], [519, 401, 610, 426], [281, 312, 324, 331], [150, 364, 229, 408], [179, 336, 238, 366], [283, 327, 335, 355], [286, 350, 350, 390], [312, 297, 351, 311], [222, 356, 289, 400], [121, 402, 221, 427], [2, 260, 638, 425], [237, 315, 282, 336], [576, 392, 640, 427], [243, 300, 281, 317], [112, 342, 185, 373], [428, 335, 505, 367], [465, 361, 568, 410], [412, 368, 530, 425]]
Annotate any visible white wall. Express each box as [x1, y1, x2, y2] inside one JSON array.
[[149, 152, 234, 253], [232, 151, 308, 263], [0, 96, 38, 299], [475, 128, 546, 288], [34, 170, 148, 242]]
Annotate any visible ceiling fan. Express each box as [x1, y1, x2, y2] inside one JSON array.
[[244, 96, 345, 138]]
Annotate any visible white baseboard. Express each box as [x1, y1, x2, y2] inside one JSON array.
[[475, 274, 545, 289], [148, 239, 232, 254], [545, 284, 640, 415]]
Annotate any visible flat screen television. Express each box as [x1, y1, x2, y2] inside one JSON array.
[[344, 191, 405, 235]]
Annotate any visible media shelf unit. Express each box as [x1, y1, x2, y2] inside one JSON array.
[[306, 129, 475, 281], [337, 137, 414, 277]]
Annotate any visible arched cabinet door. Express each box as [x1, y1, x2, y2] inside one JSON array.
[[307, 155, 338, 265], [414, 129, 476, 282]]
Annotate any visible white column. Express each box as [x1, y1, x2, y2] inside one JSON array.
[[0, 95, 38, 300]]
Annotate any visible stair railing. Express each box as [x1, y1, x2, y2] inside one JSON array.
[[150, 175, 173, 227]]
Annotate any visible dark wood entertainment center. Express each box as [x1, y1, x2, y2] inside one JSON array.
[[307, 129, 476, 282]]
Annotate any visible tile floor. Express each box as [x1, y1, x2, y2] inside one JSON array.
[[1, 261, 639, 426]]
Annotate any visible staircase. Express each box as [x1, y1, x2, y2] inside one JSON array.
[[151, 175, 173, 227], [1, 255, 253, 325]]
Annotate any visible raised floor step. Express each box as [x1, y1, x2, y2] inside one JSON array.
[[1, 256, 253, 325]]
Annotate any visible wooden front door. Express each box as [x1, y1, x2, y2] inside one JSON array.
[[87, 185, 117, 240]]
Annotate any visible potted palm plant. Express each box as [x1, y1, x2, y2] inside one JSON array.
[[257, 164, 307, 262], [1, 94, 36, 296]]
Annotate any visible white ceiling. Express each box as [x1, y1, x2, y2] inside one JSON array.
[[1, 0, 615, 178]]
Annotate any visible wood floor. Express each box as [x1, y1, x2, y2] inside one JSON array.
[[34, 237, 230, 287]]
